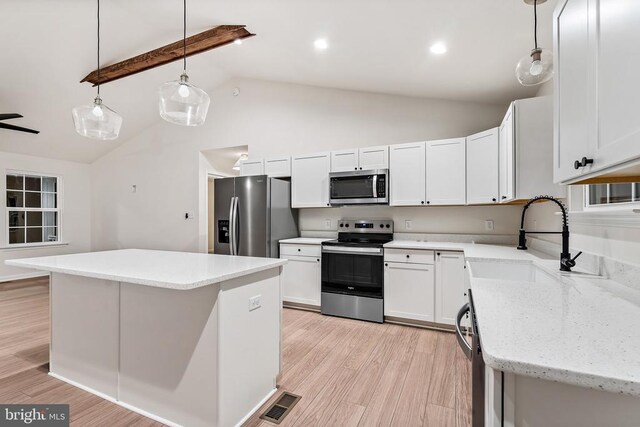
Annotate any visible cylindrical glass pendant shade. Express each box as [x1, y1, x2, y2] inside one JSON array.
[[158, 73, 210, 126], [516, 48, 554, 86], [71, 95, 123, 140]]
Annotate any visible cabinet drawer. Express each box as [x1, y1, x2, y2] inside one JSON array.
[[384, 248, 434, 264], [280, 244, 321, 258]]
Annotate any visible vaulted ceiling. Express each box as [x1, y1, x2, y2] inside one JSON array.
[[0, 0, 557, 163]]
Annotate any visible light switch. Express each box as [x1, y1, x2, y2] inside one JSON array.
[[405, 220, 412, 230], [485, 220, 494, 231], [324, 219, 332, 229]]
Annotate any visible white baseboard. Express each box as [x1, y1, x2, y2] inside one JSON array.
[[49, 371, 278, 427], [48, 372, 182, 427], [0, 272, 48, 283]]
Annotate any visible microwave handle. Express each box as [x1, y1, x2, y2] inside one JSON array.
[[372, 174, 378, 198], [455, 303, 473, 360]]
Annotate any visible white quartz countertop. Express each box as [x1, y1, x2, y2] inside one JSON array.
[[6, 249, 287, 290], [279, 237, 332, 245], [386, 240, 640, 396]]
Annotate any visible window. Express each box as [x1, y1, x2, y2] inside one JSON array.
[[585, 182, 640, 208], [6, 172, 60, 246]]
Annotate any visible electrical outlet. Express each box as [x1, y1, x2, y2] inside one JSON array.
[[249, 295, 262, 311], [324, 219, 332, 229], [405, 220, 412, 230], [485, 220, 494, 231]]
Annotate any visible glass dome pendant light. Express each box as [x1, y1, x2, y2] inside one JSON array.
[[158, 0, 210, 126], [72, 0, 123, 140], [516, 0, 554, 86]]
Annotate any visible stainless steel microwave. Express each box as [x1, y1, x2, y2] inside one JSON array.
[[329, 169, 389, 205]]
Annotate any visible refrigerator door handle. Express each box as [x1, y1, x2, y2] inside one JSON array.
[[233, 197, 240, 255], [229, 197, 236, 255]]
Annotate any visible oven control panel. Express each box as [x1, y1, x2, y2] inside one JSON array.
[[338, 219, 393, 233]]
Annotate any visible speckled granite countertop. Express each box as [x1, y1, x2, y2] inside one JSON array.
[[387, 240, 640, 396]]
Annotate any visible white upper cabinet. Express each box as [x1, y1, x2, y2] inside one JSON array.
[[554, 0, 640, 183], [554, 0, 595, 183], [389, 142, 426, 206], [330, 149, 359, 172], [467, 128, 499, 204], [239, 159, 264, 176], [291, 152, 331, 208], [358, 145, 389, 170], [425, 138, 466, 205], [499, 97, 564, 201], [264, 157, 291, 178], [499, 104, 515, 202]]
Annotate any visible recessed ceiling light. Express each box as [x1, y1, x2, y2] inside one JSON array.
[[430, 42, 447, 55], [233, 38, 243, 45], [314, 39, 329, 50]]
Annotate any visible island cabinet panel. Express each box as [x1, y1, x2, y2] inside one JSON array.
[[50, 273, 119, 399], [118, 283, 220, 427]]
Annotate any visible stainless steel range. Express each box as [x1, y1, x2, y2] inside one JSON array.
[[321, 219, 393, 323]]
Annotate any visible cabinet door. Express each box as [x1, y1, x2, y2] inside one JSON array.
[[592, 0, 640, 172], [384, 262, 435, 322], [330, 149, 359, 172], [389, 142, 426, 206], [239, 159, 264, 176], [499, 105, 515, 202], [425, 138, 466, 205], [467, 128, 499, 204], [281, 255, 321, 307], [264, 157, 291, 177], [291, 152, 331, 208], [435, 251, 466, 325], [359, 145, 389, 170], [553, 0, 595, 183]]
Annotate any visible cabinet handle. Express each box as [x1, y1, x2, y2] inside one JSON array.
[[437, 252, 441, 256], [317, 259, 320, 262], [385, 263, 388, 267], [359, 167, 362, 170], [326, 203, 330, 206], [297, 248, 301, 252], [574, 157, 594, 170], [501, 196, 507, 200], [421, 201, 425, 204], [492, 198, 496, 202], [406, 254, 410, 258], [426, 201, 430, 205]]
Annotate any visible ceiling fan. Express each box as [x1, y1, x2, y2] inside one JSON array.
[[0, 114, 40, 134]]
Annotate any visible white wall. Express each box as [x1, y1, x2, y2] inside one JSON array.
[[91, 77, 515, 253], [0, 152, 91, 281]]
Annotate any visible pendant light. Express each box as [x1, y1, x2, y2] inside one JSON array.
[[515, 0, 554, 86], [72, 0, 123, 140], [158, 0, 210, 126]]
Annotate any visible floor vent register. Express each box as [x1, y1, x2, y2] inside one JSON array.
[[260, 392, 301, 424]]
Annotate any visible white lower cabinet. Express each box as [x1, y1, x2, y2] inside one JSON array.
[[280, 244, 321, 307], [435, 251, 466, 325], [384, 262, 435, 322]]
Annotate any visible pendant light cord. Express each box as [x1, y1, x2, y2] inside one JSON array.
[[533, 0, 538, 50], [183, 0, 187, 73], [97, 0, 101, 96]]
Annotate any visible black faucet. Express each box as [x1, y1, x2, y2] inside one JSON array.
[[517, 195, 582, 272]]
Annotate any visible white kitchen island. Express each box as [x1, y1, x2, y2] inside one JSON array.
[[6, 249, 287, 427]]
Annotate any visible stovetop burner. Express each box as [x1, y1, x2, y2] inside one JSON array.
[[322, 219, 394, 247]]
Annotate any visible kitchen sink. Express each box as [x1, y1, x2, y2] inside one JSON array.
[[467, 260, 556, 283]]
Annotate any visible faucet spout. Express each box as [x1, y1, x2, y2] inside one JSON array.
[[516, 195, 574, 272]]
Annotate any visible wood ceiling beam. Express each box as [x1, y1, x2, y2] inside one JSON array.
[[81, 25, 255, 86]]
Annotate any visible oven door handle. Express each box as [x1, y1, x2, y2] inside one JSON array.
[[455, 303, 473, 361], [322, 247, 383, 256]]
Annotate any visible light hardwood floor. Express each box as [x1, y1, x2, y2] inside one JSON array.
[[0, 278, 471, 427]]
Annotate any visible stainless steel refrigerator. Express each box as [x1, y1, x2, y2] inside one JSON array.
[[214, 175, 298, 258]]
